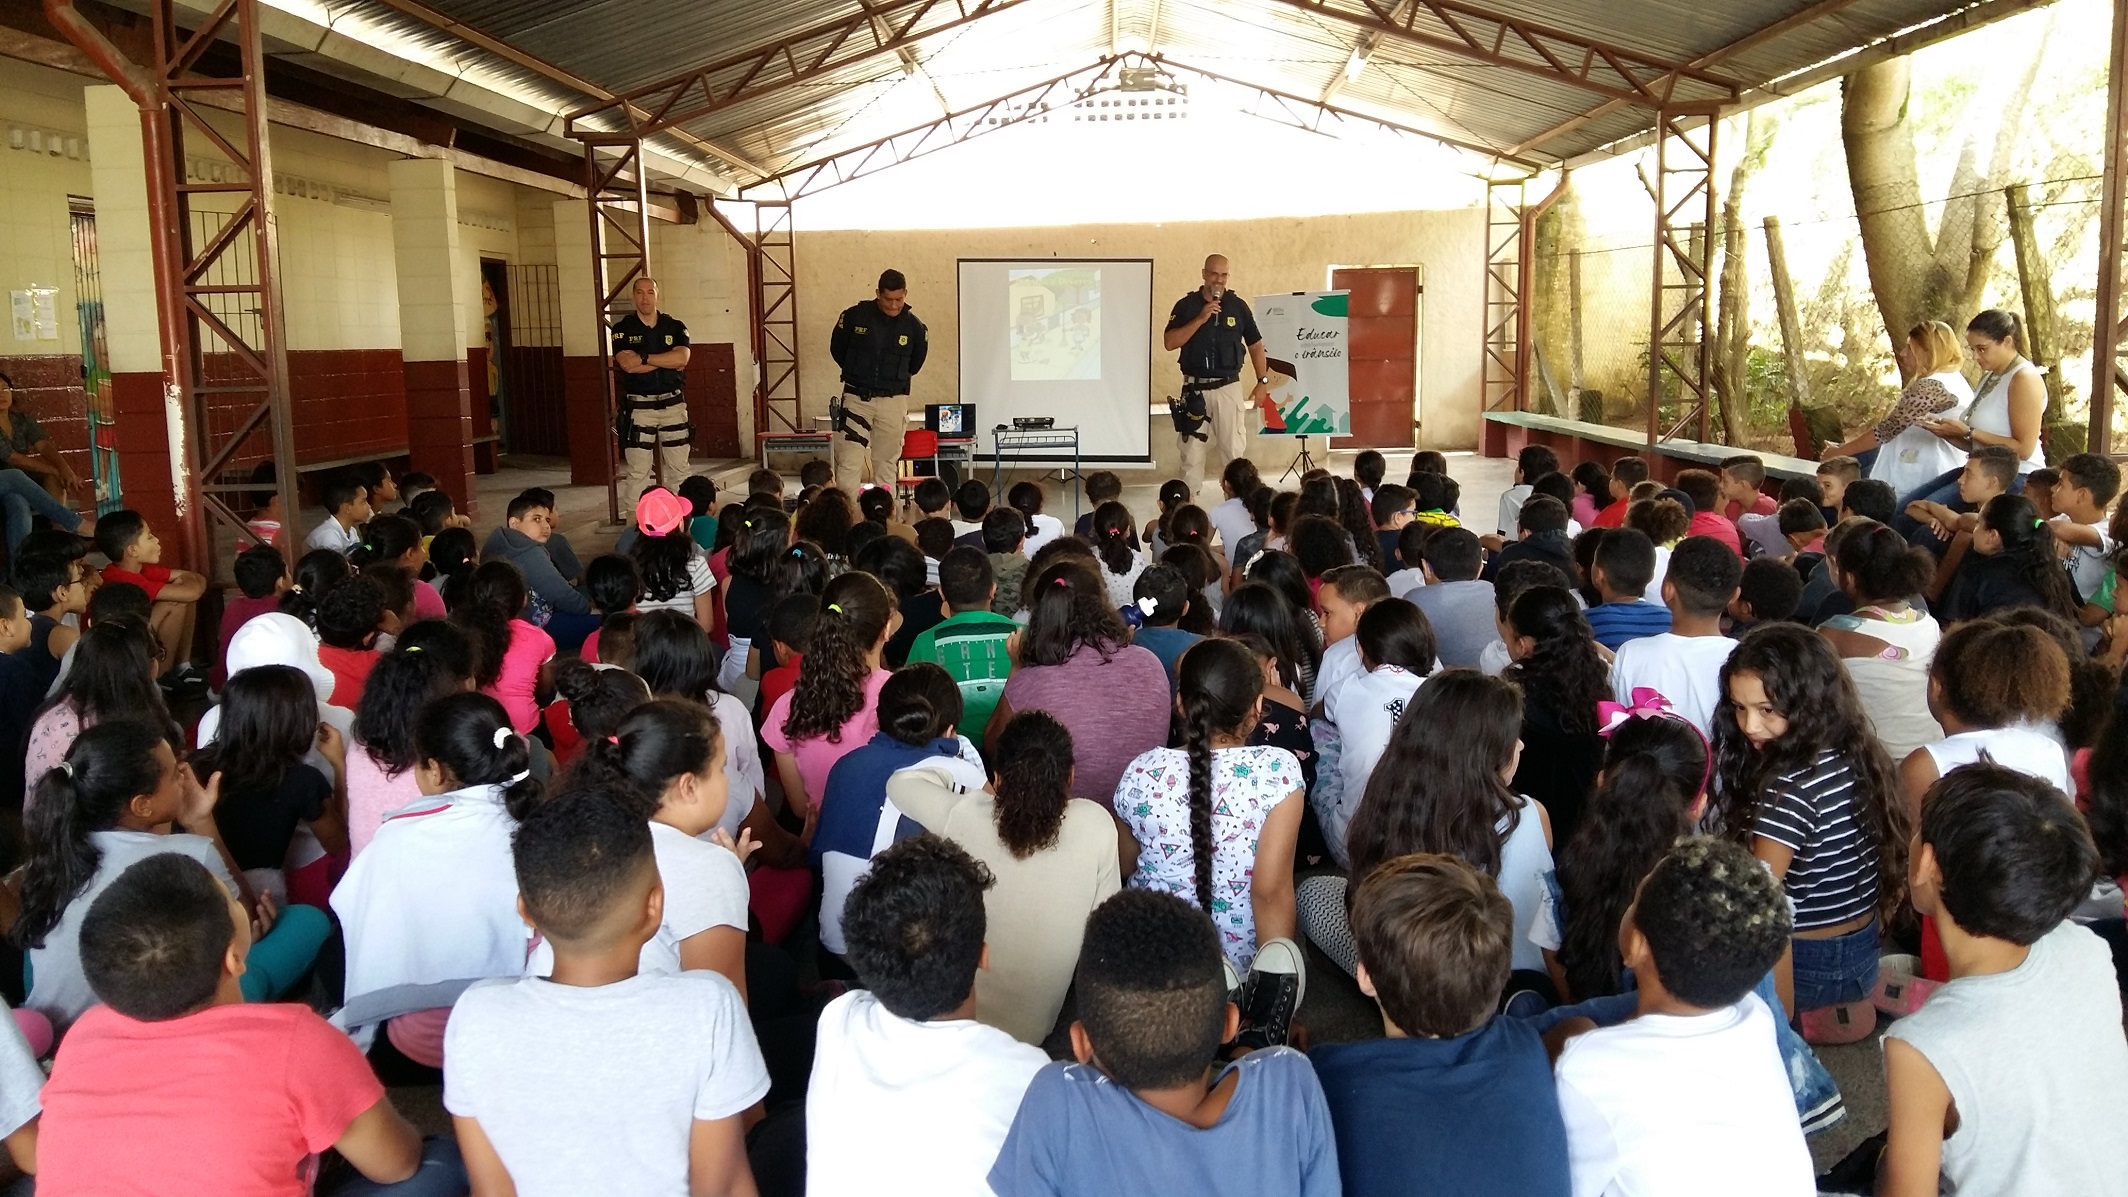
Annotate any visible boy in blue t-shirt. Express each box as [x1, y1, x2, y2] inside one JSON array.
[[988, 890, 1341, 1197], [1310, 854, 1570, 1197], [1580, 527, 1672, 650], [1128, 564, 1201, 689]]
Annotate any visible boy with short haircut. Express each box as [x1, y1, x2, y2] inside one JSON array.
[[1717, 455, 1777, 523], [677, 474, 720, 551], [214, 543, 288, 689], [2023, 467, 2061, 520], [952, 479, 992, 542], [2048, 451, 2121, 603], [1409, 527, 1496, 669], [1314, 564, 1391, 708], [1737, 475, 1821, 559], [1840, 477, 1898, 527], [1592, 455, 1649, 528], [1497, 445, 1560, 535], [914, 515, 955, 586], [38, 853, 445, 1195], [14, 549, 85, 688], [799, 458, 833, 490], [1673, 470, 1742, 557], [1796, 516, 1872, 625], [809, 835, 1047, 1195], [1581, 528, 1672, 650], [1131, 563, 1204, 687], [484, 490, 596, 639], [1728, 556, 1803, 635], [305, 473, 372, 555], [1369, 484, 1416, 566], [1073, 471, 1126, 540], [982, 508, 1031, 612], [93, 509, 208, 691], [1609, 536, 1742, 736], [1905, 444, 2016, 541], [1552, 837, 1811, 1197], [1814, 455, 1861, 522], [906, 545, 1018, 740], [988, 889, 1341, 1197], [1311, 854, 1569, 1197], [447, 788, 767, 1197], [1777, 498, 1828, 561], [1388, 524, 1431, 598], [396, 470, 436, 503], [1879, 764, 2128, 1197], [1484, 494, 1573, 580], [912, 475, 952, 521]]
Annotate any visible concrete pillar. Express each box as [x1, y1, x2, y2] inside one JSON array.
[[84, 85, 184, 546], [553, 197, 610, 487], [388, 158, 479, 519]]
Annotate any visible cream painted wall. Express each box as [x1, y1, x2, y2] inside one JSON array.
[[0, 60, 96, 358], [793, 207, 1487, 460]]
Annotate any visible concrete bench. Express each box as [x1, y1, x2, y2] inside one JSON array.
[[1480, 411, 1818, 486]]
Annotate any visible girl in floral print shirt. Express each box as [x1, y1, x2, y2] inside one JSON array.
[[1111, 637, 1305, 970]]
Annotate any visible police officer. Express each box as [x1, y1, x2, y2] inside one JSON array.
[[830, 268, 928, 493], [610, 276, 692, 494], [1163, 254, 1270, 493]]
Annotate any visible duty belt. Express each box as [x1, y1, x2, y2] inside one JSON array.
[[1183, 375, 1239, 389], [622, 388, 686, 410]]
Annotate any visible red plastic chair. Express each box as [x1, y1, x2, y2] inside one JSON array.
[[896, 429, 940, 499]]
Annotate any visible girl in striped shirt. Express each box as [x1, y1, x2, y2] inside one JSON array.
[[1712, 623, 1911, 1044]]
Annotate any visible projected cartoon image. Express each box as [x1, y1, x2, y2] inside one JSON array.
[[1007, 267, 1102, 381]]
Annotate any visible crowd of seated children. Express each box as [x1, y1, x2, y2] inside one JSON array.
[[8, 436, 2124, 1197]]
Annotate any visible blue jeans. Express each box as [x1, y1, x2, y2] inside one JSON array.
[[1530, 971, 1842, 1132], [543, 611, 602, 655], [0, 469, 80, 561], [1791, 920, 1879, 1012], [325, 1136, 469, 1196], [1891, 466, 2028, 544]]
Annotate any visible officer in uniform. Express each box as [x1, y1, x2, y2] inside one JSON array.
[[610, 276, 692, 494], [829, 268, 928, 493], [1163, 253, 1271, 493]]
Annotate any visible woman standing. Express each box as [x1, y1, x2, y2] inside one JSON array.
[[1827, 321, 1975, 497], [1895, 310, 2046, 523]]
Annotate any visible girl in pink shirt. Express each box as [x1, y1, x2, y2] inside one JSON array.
[[763, 570, 899, 817], [453, 562, 554, 734], [346, 620, 474, 856], [350, 514, 446, 621]]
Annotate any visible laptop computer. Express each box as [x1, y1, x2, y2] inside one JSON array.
[[925, 403, 974, 436]]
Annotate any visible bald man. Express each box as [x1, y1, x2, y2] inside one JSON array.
[[1163, 254, 1270, 492]]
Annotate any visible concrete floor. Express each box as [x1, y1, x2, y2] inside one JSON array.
[[442, 445, 1889, 1169]]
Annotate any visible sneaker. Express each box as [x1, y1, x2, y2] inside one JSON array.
[[160, 663, 208, 696], [1229, 938, 1306, 1052]]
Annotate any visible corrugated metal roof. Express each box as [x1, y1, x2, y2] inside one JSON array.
[[309, 0, 2041, 178]]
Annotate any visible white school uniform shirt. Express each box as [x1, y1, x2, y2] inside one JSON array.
[[305, 516, 361, 555], [1554, 992, 1813, 1197], [331, 782, 528, 1029], [444, 971, 769, 1197], [1023, 513, 1066, 558], [1209, 496, 1257, 555], [1313, 637, 1363, 712], [1497, 483, 1533, 536], [806, 990, 1047, 1197], [1325, 664, 1423, 816], [1386, 567, 1426, 599], [1607, 633, 1738, 739]]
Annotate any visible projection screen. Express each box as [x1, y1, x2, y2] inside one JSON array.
[[956, 258, 1153, 463]]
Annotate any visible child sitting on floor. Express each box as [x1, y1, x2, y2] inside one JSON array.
[[93, 509, 208, 693], [212, 544, 286, 690], [35, 853, 451, 1194], [1552, 836, 1812, 1197], [446, 787, 767, 1197], [988, 889, 1341, 1197], [808, 834, 1048, 1195], [1311, 854, 1569, 1197], [1875, 764, 2128, 1197]]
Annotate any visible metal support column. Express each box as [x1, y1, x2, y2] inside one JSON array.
[[1483, 177, 1526, 413], [755, 201, 802, 438], [2091, 0, 2128, 455], [1647, 105, 1720, 445], [582, 133, 651, 524], [48, 0, 302, 578]]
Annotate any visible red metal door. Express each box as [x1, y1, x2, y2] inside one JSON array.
[[1330, 266, 1419, 449]]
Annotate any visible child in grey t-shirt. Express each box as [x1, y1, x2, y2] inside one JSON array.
[[1880, 764, 2128, 1197]]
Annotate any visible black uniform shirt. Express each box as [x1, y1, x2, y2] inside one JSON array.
[[831, 301, 928, 395], [1167, 290, 1262, 380], [611, 312, 690, 395]]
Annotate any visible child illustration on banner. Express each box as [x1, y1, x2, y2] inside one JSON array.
[[1254, 290, 1351, 437]]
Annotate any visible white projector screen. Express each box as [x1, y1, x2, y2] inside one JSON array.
[[956, 258, 1153, 463]]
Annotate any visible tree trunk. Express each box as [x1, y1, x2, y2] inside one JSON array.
[[1764, 216, 1812, 408], [2005, 182, 2066, 423], [1712, 111, 1774, 446]]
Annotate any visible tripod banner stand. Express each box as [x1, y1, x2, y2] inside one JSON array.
[[1253, 289, 1349, 479]]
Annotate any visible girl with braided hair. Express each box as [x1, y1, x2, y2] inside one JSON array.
[[1111, 636, 1304, 972]]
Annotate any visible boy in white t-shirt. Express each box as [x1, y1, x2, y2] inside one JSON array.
[[1875, 764, 2128, 1197], [1312, 565, 1391, 716], [446, 788, 769, 1197], [808, 834, 1048, 1196], [2047, 452, 2120, 603], [1608, 536, 1742, 738], [1552, 836, 1811, 1197]]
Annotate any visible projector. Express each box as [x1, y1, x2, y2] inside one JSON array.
[[1012, 417, 1056, 430]]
